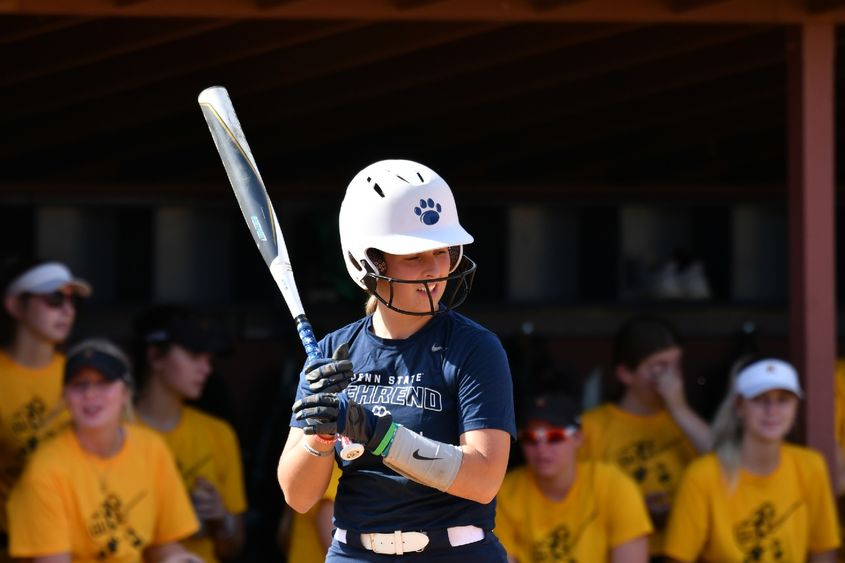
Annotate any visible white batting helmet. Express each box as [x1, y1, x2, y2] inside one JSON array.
[[339, 159, 476, 314]]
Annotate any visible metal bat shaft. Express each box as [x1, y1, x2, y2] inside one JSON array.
[[197, 86, 320, 365]]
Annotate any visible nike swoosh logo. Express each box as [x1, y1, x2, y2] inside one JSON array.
[[431, 344, 443, 352], [412, 449, 441, 461]]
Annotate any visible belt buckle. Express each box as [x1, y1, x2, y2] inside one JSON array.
[[368, 532, 394, 555]]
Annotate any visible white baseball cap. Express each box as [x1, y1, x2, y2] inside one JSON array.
[[735, 358, 803, 399], [4, 262, 92, 299]]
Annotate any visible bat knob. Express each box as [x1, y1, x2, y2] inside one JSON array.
[[339, 437, 365, 461]]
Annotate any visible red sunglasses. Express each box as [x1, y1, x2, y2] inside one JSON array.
[[519, 427, 576, 445], [26, 291, 80, 309]]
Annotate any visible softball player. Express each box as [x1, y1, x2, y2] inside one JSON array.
[[278, 159, 516, 562], [664, 358, 840, 562]]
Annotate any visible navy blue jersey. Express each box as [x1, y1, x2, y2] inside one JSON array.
[[290, 310, 516, 532]]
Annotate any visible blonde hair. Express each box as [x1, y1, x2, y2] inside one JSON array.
[[711, 355, 754, 486], [365, 295, 378, 316]]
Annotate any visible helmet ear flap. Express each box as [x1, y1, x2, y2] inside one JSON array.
[[448, 246, 462, 271], [366, 249, 387, 275]]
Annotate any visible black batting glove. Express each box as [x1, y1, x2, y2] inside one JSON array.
[[293, 393, 393, 451], [292, 393, 342, 436], [303, 343, 354, 394]]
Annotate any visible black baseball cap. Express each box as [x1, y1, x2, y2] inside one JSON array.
[[65, 338, 134, 387], [522, 392, 582, 430], [135, 305, 228, 354]]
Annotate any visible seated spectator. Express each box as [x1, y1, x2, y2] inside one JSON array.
[[578, 315, 711, 557], [496, 392, 651, 563], [7, 338, 201, 562], [0, 258, 91, 558], [277, 464, 341, 563], [133, 305, 246, 563], [664, 358, 840, 562]]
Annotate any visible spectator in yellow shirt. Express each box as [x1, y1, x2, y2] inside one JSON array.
[[133, 305, 247, 563], [497, 392, 652, 563], [578, 316, 711, 556], [664, 358, 840, 562], [7, 338, 201, 562]]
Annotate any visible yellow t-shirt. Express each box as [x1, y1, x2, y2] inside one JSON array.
[[664, 446, 841, 562], [7, 424, 199, 562], [495, 461, 652, 562], [287, 464, 342, 563], [578, 403, 697, 554], [0, 350, 70, 533], [139, 406, 247, 563]]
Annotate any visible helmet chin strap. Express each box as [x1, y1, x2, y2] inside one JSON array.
[[363, 257, 477, 317]]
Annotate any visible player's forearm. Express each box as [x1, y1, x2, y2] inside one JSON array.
[[446, 429, 511, 504], [381, 426, 510, 504], [665, 402, 712, 453], [277, 430, 335, 513]]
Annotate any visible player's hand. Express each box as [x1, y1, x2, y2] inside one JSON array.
[[293, 393, 393, 451], [304, 343, 354, 393], [293, 393, 342, 436], [191, 477, 227, 522]]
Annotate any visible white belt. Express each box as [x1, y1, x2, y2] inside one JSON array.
[[335, 525, 484, 555]]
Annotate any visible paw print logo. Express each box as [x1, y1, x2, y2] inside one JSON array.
[[371, 405, 391, 417], [414, 199, 442, 225]]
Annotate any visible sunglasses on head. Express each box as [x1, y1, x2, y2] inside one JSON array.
[[519, 426, 577, 445], [26, 291, 80, 309]]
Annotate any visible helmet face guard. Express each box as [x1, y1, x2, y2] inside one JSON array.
[[362, 256, 477, 316]]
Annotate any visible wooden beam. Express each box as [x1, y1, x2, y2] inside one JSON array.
[[787, 23, 837, 480]]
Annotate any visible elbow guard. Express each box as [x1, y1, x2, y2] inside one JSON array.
[[381, 424, 463, 492]]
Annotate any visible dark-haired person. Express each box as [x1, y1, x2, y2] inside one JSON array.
[[133, 306, 246, 563], [496, 393, 651, 563], [278, 159, 516, 562], [578, 316, 711, 557], [7, 338, 202, 562], [664, 358, 840, 562], [0, 259, 91, 560]]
